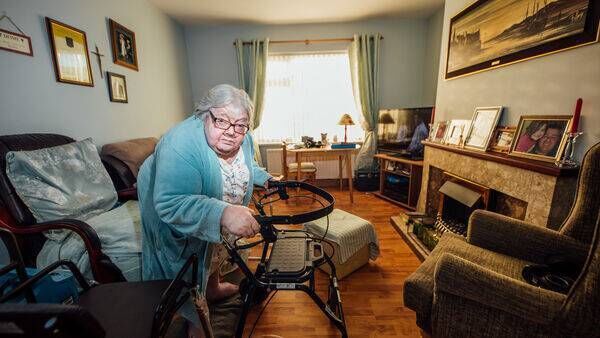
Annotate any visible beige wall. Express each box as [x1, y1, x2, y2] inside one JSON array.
[[435, 1, 600, 161]]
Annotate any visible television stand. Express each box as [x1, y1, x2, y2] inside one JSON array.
[[373, 154, 423, 210]]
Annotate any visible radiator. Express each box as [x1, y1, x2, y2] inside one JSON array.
[[265, 149, 355, 179]]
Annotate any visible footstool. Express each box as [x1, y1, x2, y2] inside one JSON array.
[[303, 209, 380, 279]]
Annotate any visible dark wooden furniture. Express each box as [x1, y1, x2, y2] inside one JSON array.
[[374, 154, 423, 210]]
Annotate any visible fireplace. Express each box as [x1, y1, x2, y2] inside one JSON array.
[[435, 172, 490, 236]]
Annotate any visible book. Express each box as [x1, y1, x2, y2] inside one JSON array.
[[331, 143, 357, 149]]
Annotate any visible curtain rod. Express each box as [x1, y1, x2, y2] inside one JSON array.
[[234, 36, 383, 46]]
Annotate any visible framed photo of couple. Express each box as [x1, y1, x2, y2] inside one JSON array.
[[509, 116, 572, 162]]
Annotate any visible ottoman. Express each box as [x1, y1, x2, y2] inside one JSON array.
[[303, 209, 380, 279]]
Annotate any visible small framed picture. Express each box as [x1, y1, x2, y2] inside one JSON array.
[[509, 116, 571, 162], [432, 121, 449, 143], [489, 126, 516, 153], [464, 106, 503, 151], [46, 18, 93, 86], [444, 119, 471, 146], [0, 28, 33, 56], [109, 19, 138, 71], [107, 72, 128, 103]]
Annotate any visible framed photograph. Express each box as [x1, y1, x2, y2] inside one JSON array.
[[107, 72, 128, 103], [509, 116, 571, 162], [445, 0, 600, 79], [109, 19, 138, 71], [489, 126, 516, 153], [432, 121, 449, 143], [464, 106, 503, 151], [46, 18, 93, 86], [0, 28, 33, 56], [444, 119, 471, 146]]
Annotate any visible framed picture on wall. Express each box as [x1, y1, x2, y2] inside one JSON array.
[[46, 17, 94, 86], [464, 106, 503, 151], [107, 72, 128, 103], [109, 19, 138, 71], [509, 115, 571, 162], [445, 0, 600, 79]]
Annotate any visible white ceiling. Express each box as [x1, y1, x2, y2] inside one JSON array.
[[149, 0, 445, 25]]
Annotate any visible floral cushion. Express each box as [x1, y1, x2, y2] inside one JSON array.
[[5, 138, 117, 241]]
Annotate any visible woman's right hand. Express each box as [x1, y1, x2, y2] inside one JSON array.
[[220, 205, 260, 237]]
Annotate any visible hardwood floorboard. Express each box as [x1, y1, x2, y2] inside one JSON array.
[[242, 187, 422, 337]]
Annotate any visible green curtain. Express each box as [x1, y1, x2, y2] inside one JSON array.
[[349, 33, 381, 172], [234, 38, 269, 166]]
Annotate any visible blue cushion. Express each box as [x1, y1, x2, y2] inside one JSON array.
[[5, 138, 117, 241]]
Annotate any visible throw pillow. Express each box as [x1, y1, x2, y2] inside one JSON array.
[[5, 138, 118, 241]]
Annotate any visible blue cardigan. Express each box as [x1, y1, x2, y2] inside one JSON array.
[[137, 115, 270, 290]]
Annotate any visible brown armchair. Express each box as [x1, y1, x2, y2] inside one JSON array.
[[403, 142, 600, 337], [0, 134, 135, 283]]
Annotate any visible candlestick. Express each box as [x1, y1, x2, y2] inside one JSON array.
[[570, 98, 582, 133], [556, 132, 583, 168]]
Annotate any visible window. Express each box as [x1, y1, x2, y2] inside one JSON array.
[[254, 52, 362, 143]]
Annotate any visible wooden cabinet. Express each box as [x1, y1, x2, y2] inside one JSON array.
[[374, 154, 423, 210]]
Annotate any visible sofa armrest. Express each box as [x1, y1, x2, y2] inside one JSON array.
[[101, 155, 136, 191], [433, 253, 565, 324], [0, 218, 125, 283], [467, 210, 588, 264]]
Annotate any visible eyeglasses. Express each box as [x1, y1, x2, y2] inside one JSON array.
[[208, 111, 249, 135]]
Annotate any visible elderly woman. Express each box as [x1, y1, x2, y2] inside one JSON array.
[[137, 84, 271, 302]]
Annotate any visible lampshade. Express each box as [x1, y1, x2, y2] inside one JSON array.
[[378, 110, 395, 124], [338, 114, 355, 126]]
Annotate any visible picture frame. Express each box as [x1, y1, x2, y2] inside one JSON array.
[[464, 106, 503, 151], [107, 72, 128, 103], [489, 126, 516, 153], [432, 121, 449, 143], [445, 0, 600, 79], [444, 119, 471, 146], [0, 28, 33, 56], [509, 115, 571, 162], [109, 19, 138, 71], [45, 17, 93, 86]]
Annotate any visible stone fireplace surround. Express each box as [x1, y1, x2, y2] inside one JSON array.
[[417, 142, 578, 228]]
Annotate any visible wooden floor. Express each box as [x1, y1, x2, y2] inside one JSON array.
[[243, 187, 422, 338]]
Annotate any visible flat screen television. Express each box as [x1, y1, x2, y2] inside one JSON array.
[[377, 107, 433, 155]]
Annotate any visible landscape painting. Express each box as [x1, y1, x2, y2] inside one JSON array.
[[446, 0, 599, 79]]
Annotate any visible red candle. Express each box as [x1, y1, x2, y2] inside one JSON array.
[[570, 98, 582, 133], [430, 106, 436, 124]]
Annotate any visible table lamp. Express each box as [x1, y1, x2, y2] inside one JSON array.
[[338, 113, 355, 143], [378, 109, 395, 141]]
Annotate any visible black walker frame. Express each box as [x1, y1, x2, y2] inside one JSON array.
[[222, 180, 348, 338]]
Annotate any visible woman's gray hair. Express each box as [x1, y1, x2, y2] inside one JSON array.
[[194, 84, 255, 129]]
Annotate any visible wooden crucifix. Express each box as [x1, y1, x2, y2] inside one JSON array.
[[90, 44, 105, 78]]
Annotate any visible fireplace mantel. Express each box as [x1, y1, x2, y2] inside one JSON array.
[[422, 141, 578, 177], [418, 142, 578, 228]]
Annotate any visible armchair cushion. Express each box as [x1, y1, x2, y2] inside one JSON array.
[[468, 210, 589, 265], [403, 232, 530, 330], [5, 138, 117, 242], [37, 200, 142, 281], [433, 254, 565, 324]]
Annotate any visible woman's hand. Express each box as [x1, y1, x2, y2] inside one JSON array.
[[221, 205, 260, 237]]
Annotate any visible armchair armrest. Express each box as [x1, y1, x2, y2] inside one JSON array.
[[0, 218, 125, 283], [433, 253, 565, 324], [467, 210, 588, 264]]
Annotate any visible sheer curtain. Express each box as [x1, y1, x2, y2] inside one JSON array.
[[254, 52, 362, 143]]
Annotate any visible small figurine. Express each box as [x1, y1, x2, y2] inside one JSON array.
[[321, 133, 328, 146]]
